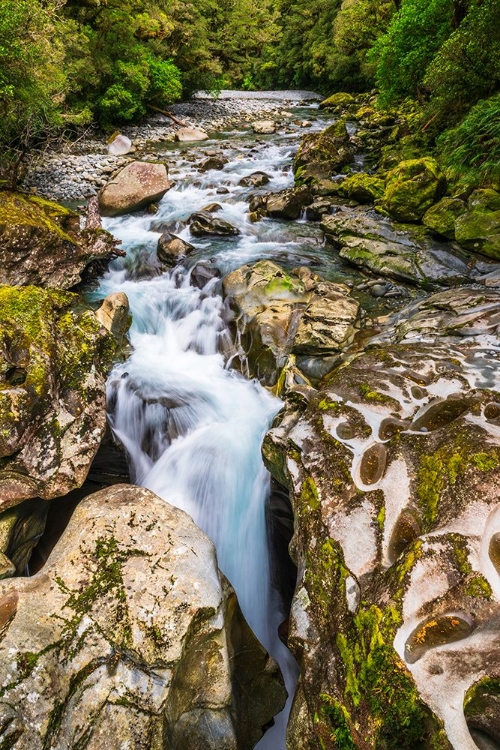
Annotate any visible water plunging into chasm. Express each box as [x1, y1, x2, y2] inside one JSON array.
[[96, 95, 332, 748]]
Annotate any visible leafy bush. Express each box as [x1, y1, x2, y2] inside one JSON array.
[[371, 0, 454, 104], [438, 94, 500, 187]]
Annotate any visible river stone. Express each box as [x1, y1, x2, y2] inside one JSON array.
[[263, 315, 500, 750], [98, 161, 171, 217], [0, 484, 286, 749], [455, 205, 500, 260], [188, 210, 240, 237], [107, 133, 133, 156], [338, 173, 385, 203], [0, 192, 120, 289], [382, 157, 447, 222], [223, 261, 359, 384], [190, 262, 221, 290], [95, 292, 131, 341], [423, 197, 467, 239], [0, 286, 118, 512], [293, 120, 354, 185], [175, 127, 209, 142], [319, 92, 355, 110], [157, 232, 195, 266], [200, 156, 227, 171], [252, 120, 276, 134], [239, 171, 271, 188], [321, 208, 481, 286], [265, 186, 313, 220]]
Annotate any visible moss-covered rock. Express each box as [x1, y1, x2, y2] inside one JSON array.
[[455, 212, 500, 260], [0, 192, 121, 289], [223, 262, 360, 386], [0, 485, 286, 749], [0, 285, 119, 511], [321, 208, 478, 286], [382, 157, 447, 222], [423, 196, 467, 239], [319, 92, 355, 110], [264, 303, 500, 749], [338, 173, 385, 203], [294, 121, 354, 185]]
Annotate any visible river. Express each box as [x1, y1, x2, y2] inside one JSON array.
[[93, 92, 336, 748]]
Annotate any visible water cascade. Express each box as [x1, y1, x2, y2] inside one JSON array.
[[96, 99, 330, 747]]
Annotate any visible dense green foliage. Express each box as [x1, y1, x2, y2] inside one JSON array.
[[0, 0, 499, 190]]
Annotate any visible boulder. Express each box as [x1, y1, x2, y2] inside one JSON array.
[[175, 127, 209, 142], [223, 261, 360, 385], [188, 211, 240, 237], [190, 262, 222, 290], [252, 120, 276, 134], [382, 157, 447, 222], [239, 172, 271, 188], [157, 232, 195, 267], [321, 209, 480, 286], [319, 92, 355, 110], [0, 193, 121, 289], [294, 121, 354, 185], [0, 484, 287, 749], [95, 292, 131, 341], [263, 292, 500, 749], [338, 173, 385, 203], [265, 186, 313, 220], [98, 161, 171, 217], [423, 196, 467, 239], [455, 189, 500, 260], [107, 133, 133, 156], [200, 156, 227, 172], [0, 285, 119, 512]]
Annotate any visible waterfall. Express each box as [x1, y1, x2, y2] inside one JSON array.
[[95, 106, 330, 745]]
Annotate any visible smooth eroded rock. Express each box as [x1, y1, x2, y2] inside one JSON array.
[[0, 485, 287, 749], [98, 161, 171, 217], [175, 127, 209, 142]]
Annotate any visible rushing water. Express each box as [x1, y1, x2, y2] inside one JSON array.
[[96, 96, 331, 747]]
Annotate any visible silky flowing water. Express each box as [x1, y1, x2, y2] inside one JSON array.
[[96, 93, 332, 748]]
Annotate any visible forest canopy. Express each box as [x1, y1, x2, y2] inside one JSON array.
[[0, 0, 499, 185]]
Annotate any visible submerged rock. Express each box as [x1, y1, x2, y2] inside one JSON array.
[[0, 192, 121, 289], [0, 285, 119, 512], [98, 161, 171, 217], [239, 171, 271, 188], [0, 484, 286, 749]]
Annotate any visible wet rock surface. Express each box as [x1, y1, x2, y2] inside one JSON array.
[[0, 484, 286, 750], [98, 161, 171, 216], [0, 286, 119, 512], [263, 286, 500, 750]]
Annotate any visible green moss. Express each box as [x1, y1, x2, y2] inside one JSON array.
[[470, 451, 500, 471], [359, 382, 391, 403], [318, 398, 340, 411], [300, 476, 320, 512], [465, 574, 492, 599], [377, 504, 386, 530], [0, 192, 77, 245], [318, 694, 357, 749]]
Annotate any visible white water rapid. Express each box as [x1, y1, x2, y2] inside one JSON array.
[[95, 99, 330, 747]]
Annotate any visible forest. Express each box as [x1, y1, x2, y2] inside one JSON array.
[[0, 0, 499, 187]]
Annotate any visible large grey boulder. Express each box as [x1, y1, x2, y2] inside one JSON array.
[[263, 288, 500, 749], [0, 286, 119, 514], [0, 193, 121, 289], [223, 261, 360, 385], [98, 161, 171, 217], [0, 484, 286, 749]]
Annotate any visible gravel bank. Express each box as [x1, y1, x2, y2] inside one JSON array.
[[23, 91, 321, 203]]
